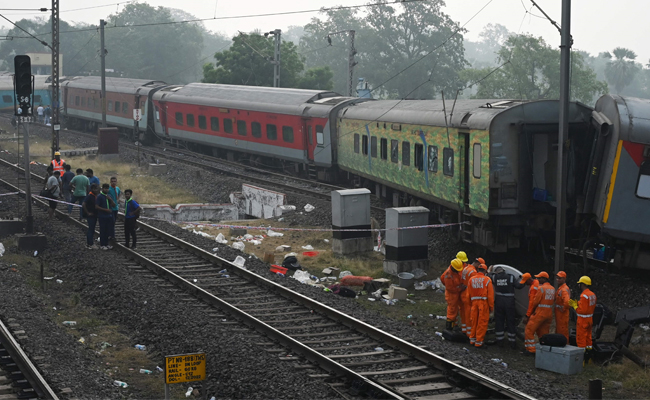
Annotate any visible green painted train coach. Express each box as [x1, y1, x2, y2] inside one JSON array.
[[335, 99, 597, 252]]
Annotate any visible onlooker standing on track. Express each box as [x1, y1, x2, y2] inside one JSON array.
[[108, 176, 121, 240], [468, 264, 494, 348], [96, 183, 115, 250], [83, 184, 99, 249], [554, 271, 571, 342], [45, 170, 61, 219], [523, 272, 555, 355], [61, 164, 74, 211], [123, 189, 140, 249], [86, 168, 100, 189], [36, 104, 44, 123], [70, 168, 89, 218], [44, 105, 52, 125]]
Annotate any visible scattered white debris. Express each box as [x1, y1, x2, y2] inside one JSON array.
[[233, 256, 246, 267], [250, 240, 262, 246], [339, 270, 352, 279], [56, 279, 63, 284], [33, 250, 38, 257], [267, 230, 284, 237], [232, 242, 245, 251], [215, 233, 228, 244], [0, 243, 5, 257], [243, 234, 253, 240], [301, 245, 314, 250], [304, 204, 315, 212], [323, 239, 329, 243]]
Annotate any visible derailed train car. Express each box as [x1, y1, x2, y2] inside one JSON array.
[[335, 99, 598, 252]]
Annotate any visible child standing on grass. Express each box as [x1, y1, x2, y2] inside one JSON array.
[[124, 189, 141, 249]]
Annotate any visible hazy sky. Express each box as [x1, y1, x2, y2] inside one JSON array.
[[4, 0, 650, 62]]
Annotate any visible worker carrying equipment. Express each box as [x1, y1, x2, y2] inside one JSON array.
[[576, 276, 597, 352], [490, 266, 524, 348], [468, 264, 494, 348], [554, 271, 571, 342], [460, 259, 478, 337], [524, 272, 555, 354], [441, 259, 464, 330]]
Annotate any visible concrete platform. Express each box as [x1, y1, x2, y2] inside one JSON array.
[[383, 259, 429, 276], [141, 203, 239, 222], [148, 163, 168, 175], [332, 237, 373, 256], [16, 233, 47, 252], [0, 220, 25, 236]]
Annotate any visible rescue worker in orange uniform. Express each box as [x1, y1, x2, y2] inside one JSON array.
[[554, 271, 571, 342], [459, 254, 479, 337], [523, 272, 555, 354], [520, 272, 540, 321], [441, 259, 464, 331], [575, 276, 597, 355], [468, 264, 494, 348], [50, 151, 66, 178]]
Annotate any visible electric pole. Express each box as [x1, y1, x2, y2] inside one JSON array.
[[327, 30, 357, 96], [268, 29, 281, 87], [100, 19, 107, 127], [50, 0, 60, 159], [554, 0, 571, 276]]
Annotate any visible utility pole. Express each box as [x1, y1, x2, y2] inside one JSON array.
[[554, 0, 571, 276], [50, 0, 60, 159], [327, 30, 357, 96], [269, 29, 281, 87], [100, 19, 107, 127]]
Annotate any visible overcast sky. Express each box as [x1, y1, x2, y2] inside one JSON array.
[[4, 0, 650, 62]]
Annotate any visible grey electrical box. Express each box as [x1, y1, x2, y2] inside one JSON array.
[[385, 207, 429, 249], [331, 189, 371, 230]]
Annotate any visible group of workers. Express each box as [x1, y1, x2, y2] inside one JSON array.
[[441, 251, 597, 359]]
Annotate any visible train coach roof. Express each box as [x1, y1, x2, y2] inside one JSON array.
[[596, 95, 650, 145], [0, 74, 53, 91], [341, 99, 526, 130], [63, 76, 165, 94], [156, 83, 346, 116]]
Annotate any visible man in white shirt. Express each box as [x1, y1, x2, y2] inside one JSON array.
[[36, 105, 44, 123]]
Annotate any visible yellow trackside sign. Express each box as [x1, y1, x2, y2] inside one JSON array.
[[165, 353, 206, 384]]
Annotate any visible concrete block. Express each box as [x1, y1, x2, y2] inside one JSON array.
[[230, 228, 247, 237], [0, 220, 25, 236], [388, 286, 407, 300], [141, 203, 239, 222], [383, 259, 429, 276], [16, 233, 47, 252], [332, 237, 373, 256], [148, 164, 168, 175], [241, 184, 286, 219]]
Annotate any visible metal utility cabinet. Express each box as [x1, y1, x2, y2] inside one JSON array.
[[331, 189, 372, 256], [383, 207, 429, 275]]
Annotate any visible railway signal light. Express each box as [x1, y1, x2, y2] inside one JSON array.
[[13, 55, 33, 116]]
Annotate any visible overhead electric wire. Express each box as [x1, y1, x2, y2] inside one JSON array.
[[0, 12, 50, 48]]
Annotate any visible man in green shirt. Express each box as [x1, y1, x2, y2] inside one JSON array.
[[70, 168, 90, 220]]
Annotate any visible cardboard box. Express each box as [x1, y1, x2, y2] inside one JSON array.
[[388, 286, 407, 300], [263, 252, 275, 263], [322, 267, 341, 276]]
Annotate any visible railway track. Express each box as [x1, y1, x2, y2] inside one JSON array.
[[0, 157, 533, 400], [0, 318, 59, 399]]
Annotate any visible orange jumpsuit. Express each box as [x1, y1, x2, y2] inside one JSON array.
[[554, 283, 571, 341], [460, 264, 477, 336], [576, 288, 597, 349], [468, 271, 494, 347], [441, 266, 463, 323], [525, 279, 540, 318], [524, 282, 555, 353]]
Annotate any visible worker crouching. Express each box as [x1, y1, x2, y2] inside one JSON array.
[[441, 259, 464, 330], [523, 272, 555, 354], [468, 264, 494, 348]]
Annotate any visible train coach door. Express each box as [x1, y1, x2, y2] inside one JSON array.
[[159, 101, 169, 136], [302, 119, 312, 161], [459, 132, 470, 210]]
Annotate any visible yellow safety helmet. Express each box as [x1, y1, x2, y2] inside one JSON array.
[[577, 276, 592, 286], [451, 258, 463, 271], [54, 151, 61, 156], [456, 251, 468, 263]]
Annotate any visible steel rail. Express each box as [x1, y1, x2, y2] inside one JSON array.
[[0, 306, 59, 399], [0, 158, 535, 400]]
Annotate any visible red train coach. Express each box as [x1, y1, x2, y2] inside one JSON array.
[[151, 83, 362, 179]]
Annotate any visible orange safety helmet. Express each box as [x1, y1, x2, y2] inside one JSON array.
[[556, 271, 567, 278], [476, 257, 486, 265], [478, 264, 488, 271], [519, 272, 531, 284]]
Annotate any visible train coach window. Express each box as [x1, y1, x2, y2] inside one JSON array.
[[443, 147, 454, 176], [267, 124, 277, 140], [252, 122, 262, 138], [123, 104, 129, 114], [428, 145, 438, 172], [74, 96, 79, 106], [637, 162, 650, 199], [114, 101, 120, 113], [473, 143, 481, 178], [108, 101, 113, 112], [414, 143, 424, 171], [237, 120, 247, 136], [198, 115, 207, 129], [380, 138, 388, 160], [34, 95, 42, 103], [2, 95, 11, 103], [81, 97, 86, 107], [87, 98, 91, 108], [316, 125, 324, 145], [283, 126, 294, 143], [354, 134, 359, 153], [187, 114, 195, 127], [402, 142, 410, 166], [210, 117, 219, 131], [362, 135, 368, 156], [391, 140, 399, 163], [224, 118, 233, 133], [175, 112, 183, 126], [371, 136, 377, 158]]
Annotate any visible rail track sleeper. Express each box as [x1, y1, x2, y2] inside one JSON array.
[[279, 323, 339, 331], [380, 374, 445, 385], [396, 382, 453, 394], [309, 343, 380, 352], [259, 317, 322, 324], [414, 392, 476, 400], [251, 310, 313, 317], [327, 350, 395, 359], [358, 365, 430, 376], [301, 336, 365, 344], [220, 294, 277, 301], [342, 356, 411, 368], [289, 330, 353, 338]]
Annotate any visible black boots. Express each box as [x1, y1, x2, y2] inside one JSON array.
[[446, 321, 453, 330]]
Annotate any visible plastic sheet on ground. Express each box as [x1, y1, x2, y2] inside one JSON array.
[[301, 245, 314, 250], [215, 233, 228, 244], [414, 278, 445, 292], [338, 270, 352, 279], [232, 242, 245, 251], [192, 229, 213, 239], [304, 204, 315, 212], [243, 234, 254, 240], [292, 269, 318, 284], [411, 268, 427, 279], [0, 243, 5, 257], [250, 240, 262, 245], [267, 230, 283, 237], [233, 256, 246, 267]]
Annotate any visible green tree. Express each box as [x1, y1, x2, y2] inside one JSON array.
[[459, 34, 607, 103], [604, 47, 640, 94], [202, 32, 332, 90]]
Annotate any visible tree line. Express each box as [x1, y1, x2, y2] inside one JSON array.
[[1, 1, 648, 101]]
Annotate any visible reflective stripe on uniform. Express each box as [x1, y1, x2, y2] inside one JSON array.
[[471, 296, 487, 300], [495, 292, 515, 296], [582, 294, 589, 299], [475, 342, 483, 346], [538, 304, 553, 308], [555, 305, 565, 309], [577, 313, 593, 318]]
